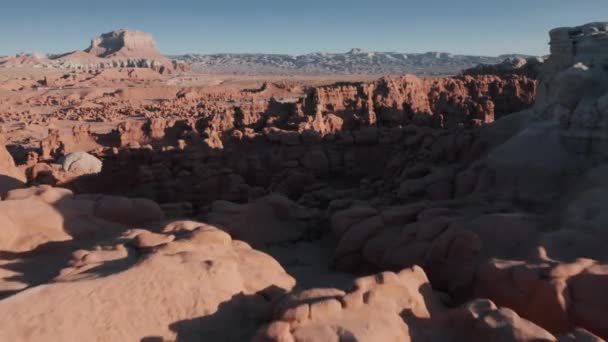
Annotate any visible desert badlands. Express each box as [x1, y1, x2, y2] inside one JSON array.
[[0, 21, 607, 341]]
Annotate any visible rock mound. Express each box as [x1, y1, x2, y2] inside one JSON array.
[[0, 222, 295, 341]]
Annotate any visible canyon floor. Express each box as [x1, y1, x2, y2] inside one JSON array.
[[1, 23, 607, 342]]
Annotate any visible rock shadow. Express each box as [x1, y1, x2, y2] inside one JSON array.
[[0, 174, 26, 198]]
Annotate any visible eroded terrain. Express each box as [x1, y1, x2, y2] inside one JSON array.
[[0, 23, 607, 341]]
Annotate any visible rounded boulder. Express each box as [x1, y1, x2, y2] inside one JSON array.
[[60, 151, 103, 175]]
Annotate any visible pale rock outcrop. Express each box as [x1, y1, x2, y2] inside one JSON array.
[[482, 22, 608, 203], [60, 151, 103, 175]]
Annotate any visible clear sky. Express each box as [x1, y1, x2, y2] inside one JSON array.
[[0, 0, 605, 56]]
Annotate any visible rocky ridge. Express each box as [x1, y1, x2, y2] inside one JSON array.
[[175, 50, 534, 75]]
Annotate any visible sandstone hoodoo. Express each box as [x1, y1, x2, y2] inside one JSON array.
[[0, 17, 607, 342]]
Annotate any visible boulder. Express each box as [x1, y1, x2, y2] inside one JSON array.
[[60, 151, 103, 175]]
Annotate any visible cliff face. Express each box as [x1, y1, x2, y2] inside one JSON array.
[[547, 22, 608, 71], [475, 22, 608, 208], [535, 22, 608, 153], [301, 74, 537, 129]]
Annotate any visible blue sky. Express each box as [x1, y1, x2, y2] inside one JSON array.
[[0, 0, 604, 56]]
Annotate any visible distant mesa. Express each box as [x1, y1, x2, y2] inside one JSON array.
[[52, 29, 188, 74], [85, 29, 163, 59], [0, 29, 188, 74]]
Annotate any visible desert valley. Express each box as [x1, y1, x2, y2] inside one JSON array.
[[0, 20, 607, 342]]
